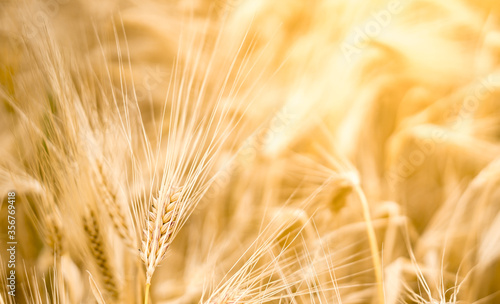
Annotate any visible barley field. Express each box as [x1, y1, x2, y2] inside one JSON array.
[[1, 0, 500, 303]]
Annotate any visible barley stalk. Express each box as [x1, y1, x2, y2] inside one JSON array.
[[94, 161, 135, 249], [354, 185, 384, 304], [45, 212, 63, 256], [83, 210, 119, 301], [141, 188, 182, 285]]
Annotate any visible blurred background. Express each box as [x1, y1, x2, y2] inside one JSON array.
[[1, 0, 500, 303]]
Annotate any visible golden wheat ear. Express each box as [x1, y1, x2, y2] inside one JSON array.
[[140, 188, 182, 289]]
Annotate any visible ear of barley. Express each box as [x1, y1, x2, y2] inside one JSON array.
[[83, 210, 119, 301], [94, 160, 135, 249], [45, 211, 64, 256], [141, 187, 182, 284]]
